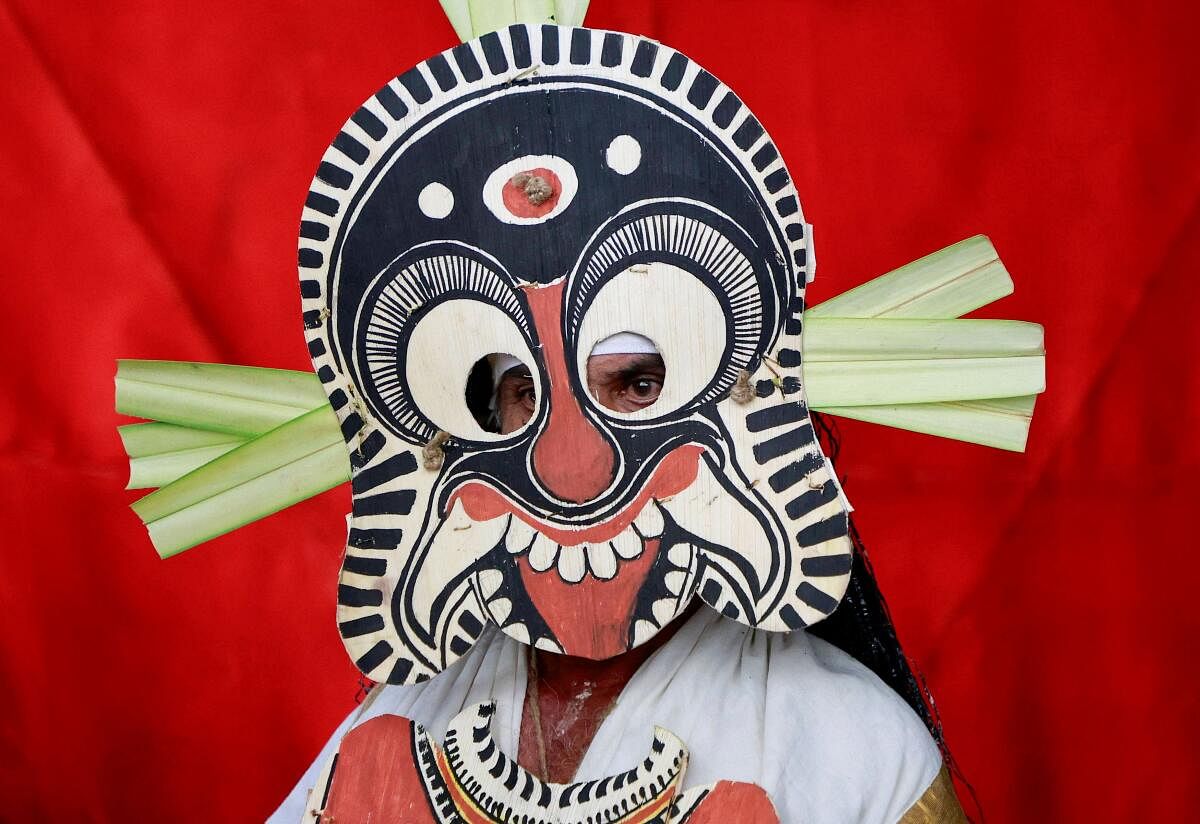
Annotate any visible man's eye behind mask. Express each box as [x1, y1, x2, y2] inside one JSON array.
[[466, 354, 536, 435], [585, 353, 666, 414]]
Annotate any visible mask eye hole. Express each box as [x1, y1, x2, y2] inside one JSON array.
[[400, 299, 538, 443], [352, 246, 536, 445], [469, 353, 538, 436], [566, 204, 774, 420], [585, 333, 666, 416], [575, 260, 727, 422]]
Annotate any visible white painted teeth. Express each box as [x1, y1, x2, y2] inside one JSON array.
[[652, 597, 677, 625], [611, 527, 643, 560], [664, 570, 688, 594], [667, 542, 693, 567], [528, 533, 559, 572], [504, 516, 536, 555], [631, 618, 659, 645], [644, 551, 694, 635], [556, 546, 587, 583], [587, 542, 618, 580], [633, 501, 665, 538], [501, 516, 651, 582], [640, 532, 706, 634], [488, 597, 512, 624], [475, 569, 503, 598], [534, 636, 564, 654]]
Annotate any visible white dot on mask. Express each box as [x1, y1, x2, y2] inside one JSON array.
[[418, 181, 454, 219], [605, 134, 641, 175]]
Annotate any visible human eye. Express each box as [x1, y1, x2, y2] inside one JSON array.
[[517, 382, 537, 408], [623, 373, 663, 405]]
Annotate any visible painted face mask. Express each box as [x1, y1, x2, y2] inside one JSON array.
[[300, 24, 852, 684]]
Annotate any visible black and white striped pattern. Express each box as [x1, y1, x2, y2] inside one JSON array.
[[699, 294, 852, 630], [360, 249, 531, 444], [300, 25, 810, 365], [567, 207, 768, 406], [437, 702, 687, 822]]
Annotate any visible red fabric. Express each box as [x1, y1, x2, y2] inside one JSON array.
[[688, 781, 780, 824], [1, 1, 1196, 820]]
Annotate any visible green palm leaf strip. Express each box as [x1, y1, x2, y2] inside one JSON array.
[[128, 406, 347, 558], [806, 235, 1043, 450], [115, 361, 326, 436], [439, 0, 590, 41]]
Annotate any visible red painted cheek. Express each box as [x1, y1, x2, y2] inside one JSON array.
[[524, 283, 616, 503]]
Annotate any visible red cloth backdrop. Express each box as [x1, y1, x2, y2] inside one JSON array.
[[2, 1, 1196, 820]]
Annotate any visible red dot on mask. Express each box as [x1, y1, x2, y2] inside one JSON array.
[[501, 167, 563, 219]]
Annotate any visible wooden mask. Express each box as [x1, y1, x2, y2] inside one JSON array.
[[299, 25, 852, 684]]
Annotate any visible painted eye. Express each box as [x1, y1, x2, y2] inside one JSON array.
[[355, 246, 537, 444], [569, 204, 770, 421], [403, 301, 539, 441], [575, 261, 727, 421], [483, 155, 578, 225]]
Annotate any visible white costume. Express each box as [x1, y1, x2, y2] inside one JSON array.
[[272, 608, 941, 823]]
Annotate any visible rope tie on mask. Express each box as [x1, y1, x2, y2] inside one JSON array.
[[422, 430, 451, 470], [730, 369, 754, 404], [510, 172, 554, 205]]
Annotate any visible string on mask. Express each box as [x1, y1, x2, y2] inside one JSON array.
[[354, 673, 375, 705], [422, 430, 450, 470], [730, 369, 754, 404]]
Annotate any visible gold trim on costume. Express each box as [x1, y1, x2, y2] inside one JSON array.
[[899, 765, 969, 824]]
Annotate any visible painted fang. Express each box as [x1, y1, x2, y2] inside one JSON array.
[[301, 25, 851, 684]]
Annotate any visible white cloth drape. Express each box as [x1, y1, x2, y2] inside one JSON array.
[[270, 608, 940, 823]]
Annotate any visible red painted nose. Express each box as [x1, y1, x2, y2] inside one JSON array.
[[524, 282, 616, 503]]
